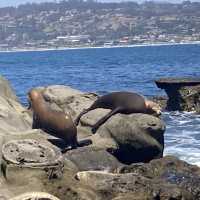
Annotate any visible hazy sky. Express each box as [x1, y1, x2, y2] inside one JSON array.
[[0, 0, 200, 8]]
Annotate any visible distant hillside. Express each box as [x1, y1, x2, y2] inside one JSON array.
[[0, 0, 200, 49]]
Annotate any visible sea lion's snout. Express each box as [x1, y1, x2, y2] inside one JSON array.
[[155, 108, 162, 116], [151, 104, 162, 116], [145, 100, 162, 116]]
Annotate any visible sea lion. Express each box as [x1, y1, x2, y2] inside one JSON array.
[[28, 89, 91, 150], [75, 91, 161, 134]]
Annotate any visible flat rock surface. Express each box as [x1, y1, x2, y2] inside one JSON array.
[[156, 77, 200, 88], [2, 139, 63, 167], [155, 77, 200, 112]]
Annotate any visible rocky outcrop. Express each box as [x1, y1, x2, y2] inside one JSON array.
[[76, 156, 200, 199], [117, 156, 200, 199], [155, 77, 200, 112], [41, 85, 165, 164], [0, 76, 199, 200]]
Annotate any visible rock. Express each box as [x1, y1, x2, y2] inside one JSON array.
[[0, 138, 93, 200], [0, 76, 19, 101], [64, 146, 123, 172], [43, 85, 83, 103], [95, 113, 165, 164], [2, 139, 64, 182], [0, 80, 100, 199], [178, 85, 200, 112], [0, 96, 31, 134], [0, 81, 165, 165], [42, 85, 98, 139], [117, 156, 200, 199], [43, 85, 98, 119], [39, 85, 166, 164], [76, 170, 193, 200], [0, 78, 199, 200], [0, 76, 32, 135], [155, 77, 200, 112]]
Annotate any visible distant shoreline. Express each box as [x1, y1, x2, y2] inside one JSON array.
[[0, 41, 200, 53]]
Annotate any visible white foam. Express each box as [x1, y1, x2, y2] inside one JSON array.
[[164, 111, 200, 166], [0, 41, 200, 53]]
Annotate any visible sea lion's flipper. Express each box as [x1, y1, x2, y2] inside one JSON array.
[[91, 107, 122, 134], [77, 139, 92, 147], [32, 114, 40, 129], [74, 108, 91, 126], [48, 138, 66, 149], [61, 146, 74, 153]]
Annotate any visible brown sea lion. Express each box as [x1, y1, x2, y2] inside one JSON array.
[[28, 89, 91, 150], [75, 91, 161, 134]]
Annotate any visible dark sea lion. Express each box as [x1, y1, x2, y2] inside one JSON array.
[[28, 89, 91, 150], [75, 91, 161, 134]]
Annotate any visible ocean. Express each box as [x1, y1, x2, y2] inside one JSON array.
[[0, 44, 200, 165]]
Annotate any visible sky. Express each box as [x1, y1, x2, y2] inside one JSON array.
[[0, 0, 200, 8]]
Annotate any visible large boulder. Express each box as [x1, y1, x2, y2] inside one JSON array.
[[94, 113, 165, 164], [41, 85, 165, 164]]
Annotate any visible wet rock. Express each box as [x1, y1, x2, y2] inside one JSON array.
[[155, 77, 200, 112]]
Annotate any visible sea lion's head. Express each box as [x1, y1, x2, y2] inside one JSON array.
[[145, 100, 162, 116], [27, 89, 42, 109]]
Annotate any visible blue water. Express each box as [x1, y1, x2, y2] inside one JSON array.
[[0, 44, 200, 165]]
